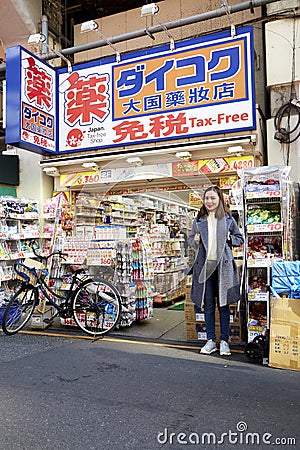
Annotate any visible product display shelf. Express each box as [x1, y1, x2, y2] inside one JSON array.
[[149, 227, 188, 305], [51, 232, 154, 328], [42, 196, 75, 254], [74, 193, 141, 238], [0, 197, 42, 299], [239, 166, 291, 343]]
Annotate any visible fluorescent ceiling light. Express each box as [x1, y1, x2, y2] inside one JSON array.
[[82, 162, 99, 170], [43, 166, 59, 176], [227, 145, 245, 154], [175, 151, 192, 160], [126, 156, 143, 166]]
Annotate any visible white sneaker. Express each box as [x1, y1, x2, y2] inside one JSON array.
[[220, 340, 231, 356], [200, 339, 217, 354]]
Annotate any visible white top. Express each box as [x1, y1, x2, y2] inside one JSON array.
[[207, 212, 217, 260]]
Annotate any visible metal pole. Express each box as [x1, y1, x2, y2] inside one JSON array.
[[41, 15, 48, 55]]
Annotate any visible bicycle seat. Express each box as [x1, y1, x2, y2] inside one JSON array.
[[69, 265, 88, 274]]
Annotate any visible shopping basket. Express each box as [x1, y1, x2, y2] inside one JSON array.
[[14, 259, 47, 287]]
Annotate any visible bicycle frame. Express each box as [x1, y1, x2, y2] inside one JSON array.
[[3, 242, 122, 337], [34, 270, 92, 318]]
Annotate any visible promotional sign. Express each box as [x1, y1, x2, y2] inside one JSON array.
[[6, 46, 57, 154], [189, 192, 203, 207], [6, 26, 255, 154], [60, 163, 172, 187], [172, 155, 254, 177]]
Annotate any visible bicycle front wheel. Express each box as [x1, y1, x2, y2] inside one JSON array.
[[72, 279, 122, 336], [2, 286, 38, 335]]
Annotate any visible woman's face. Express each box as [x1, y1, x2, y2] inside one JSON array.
[[204, 190, 220, 213]]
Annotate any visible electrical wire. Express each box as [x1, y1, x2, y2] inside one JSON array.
[[273, 16, 300, 159], [274, 101, 300, 144]]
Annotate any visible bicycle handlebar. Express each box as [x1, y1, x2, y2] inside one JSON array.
[[29, 240, 68, 263]]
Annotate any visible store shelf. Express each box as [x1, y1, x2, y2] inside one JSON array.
[[241, 167, 291, 344]]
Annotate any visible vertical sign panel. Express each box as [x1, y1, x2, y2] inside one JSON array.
[[6, 46, 57, 154]]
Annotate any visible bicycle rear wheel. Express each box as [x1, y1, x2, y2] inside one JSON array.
[[72, 279, 122, 336], [2, 285, 38, 335]]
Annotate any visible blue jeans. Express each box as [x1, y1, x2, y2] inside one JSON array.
[[204, 266, 230, 342]]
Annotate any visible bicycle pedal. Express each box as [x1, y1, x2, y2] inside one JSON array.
[[43, 318, 53, 324]]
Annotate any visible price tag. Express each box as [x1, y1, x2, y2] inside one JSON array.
[[100, 257, 112, 265], [247, 258, 270, 267], [248, 292, 269, 301], [246, 190, 281, 199], [78, 174, 100, 185], [247, 223, 282, 233], [229, 158, 254, 171]]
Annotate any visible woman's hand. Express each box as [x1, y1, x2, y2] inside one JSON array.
[[194, 233, 200, 244]]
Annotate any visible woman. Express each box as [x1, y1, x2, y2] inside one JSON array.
[[188, 186, 244, 356]]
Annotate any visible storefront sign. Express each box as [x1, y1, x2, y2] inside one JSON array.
[[6, 47, 57, 154], [6, 27, 255, 154]]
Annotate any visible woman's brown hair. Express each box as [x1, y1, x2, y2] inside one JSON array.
[[197, 186, 230, 220]]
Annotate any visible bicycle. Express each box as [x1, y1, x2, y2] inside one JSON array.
[[2, 243, 122, 337]]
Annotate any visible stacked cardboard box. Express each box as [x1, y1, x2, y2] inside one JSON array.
[[185, 288, 242, 344], [269, 297, 300, 371]]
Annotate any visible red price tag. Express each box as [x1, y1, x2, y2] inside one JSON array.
[[265, 190, 281, 197], [266, 223, 282, 231]]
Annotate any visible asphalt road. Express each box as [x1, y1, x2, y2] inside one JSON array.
[[0, 331, 299, 450]]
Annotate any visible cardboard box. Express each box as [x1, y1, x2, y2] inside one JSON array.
[[269, 297, 300, 371], [186, 320, 241, 343], [30, 306, 53, 330]]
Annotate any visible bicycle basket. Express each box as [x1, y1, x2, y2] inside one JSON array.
[[14, 259, 47, 287]]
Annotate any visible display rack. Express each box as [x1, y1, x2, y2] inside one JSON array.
[[238, 166, 291, 342], [150, 229, 188, 305], [0, 196, 40, 299]]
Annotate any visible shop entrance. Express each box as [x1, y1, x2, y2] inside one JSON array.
[[49, 155, 242, 342], [60, 185, 200, 342]]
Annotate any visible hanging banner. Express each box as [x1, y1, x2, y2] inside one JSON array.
[[6, 26, 255, 154]]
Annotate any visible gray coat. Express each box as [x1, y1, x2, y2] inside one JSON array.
[[188, 214, 244, 308]]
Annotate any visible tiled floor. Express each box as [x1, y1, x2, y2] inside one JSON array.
[[113, 307, 186, 341]]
